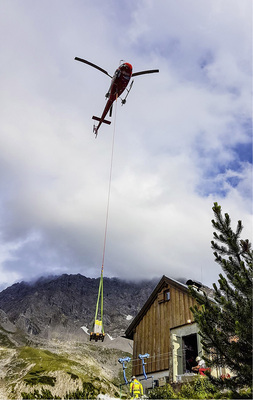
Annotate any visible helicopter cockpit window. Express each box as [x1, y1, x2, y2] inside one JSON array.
[[115, 70, 121, 78]]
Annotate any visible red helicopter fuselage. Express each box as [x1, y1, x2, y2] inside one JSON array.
[[92, 62, 132, 136]]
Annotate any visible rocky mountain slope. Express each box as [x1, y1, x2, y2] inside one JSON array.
[[0, 274, 158, 339]]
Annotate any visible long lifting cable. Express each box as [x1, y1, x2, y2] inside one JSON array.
[[94, 95, 118, 332]]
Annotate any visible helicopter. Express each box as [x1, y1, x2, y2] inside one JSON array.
[[75, 57, 159, 137]]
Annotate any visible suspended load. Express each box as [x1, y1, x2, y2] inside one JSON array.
[[90, 266, 105, 342], [90, 319, 105, 342]]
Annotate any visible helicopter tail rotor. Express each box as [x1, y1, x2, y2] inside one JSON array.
[[93, 125, 98, 138]]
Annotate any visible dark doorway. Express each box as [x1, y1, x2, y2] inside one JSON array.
[[182, 333, 198, 373]]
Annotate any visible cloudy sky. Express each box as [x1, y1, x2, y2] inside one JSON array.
[[0, 0, 252, 291]]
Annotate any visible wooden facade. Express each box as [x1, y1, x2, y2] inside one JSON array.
[[125, 276, 198, 377]]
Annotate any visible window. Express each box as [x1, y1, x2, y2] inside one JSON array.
[[165, 290, 170, 301], [171, 323, 201, 381], [158, 288, 170, 303], [183, 333, 198, 373], [157, 287, 170, 304]]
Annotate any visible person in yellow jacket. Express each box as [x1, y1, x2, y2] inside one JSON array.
[[129, 376, 143, 398]]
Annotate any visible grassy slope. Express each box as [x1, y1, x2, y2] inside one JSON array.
[[0, 328, 131, 399]]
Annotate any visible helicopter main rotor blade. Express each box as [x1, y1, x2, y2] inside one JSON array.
[[132, 69, 159, 77], [75, 57, 112, 78]]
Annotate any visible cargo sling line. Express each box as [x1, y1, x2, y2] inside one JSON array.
[[90, 95, 118, 342]]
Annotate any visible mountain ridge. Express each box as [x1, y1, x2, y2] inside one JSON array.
[[0, 273, 158, 340]]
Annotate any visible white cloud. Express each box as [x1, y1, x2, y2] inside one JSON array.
[[0, 0, 251, 291]]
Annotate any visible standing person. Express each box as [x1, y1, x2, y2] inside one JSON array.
[[129, 376, 143, 398]]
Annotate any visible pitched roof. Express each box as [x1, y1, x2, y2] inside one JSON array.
[[125, 275, 189, 339]]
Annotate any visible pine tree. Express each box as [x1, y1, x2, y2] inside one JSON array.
[[190, 202, 252, 394]]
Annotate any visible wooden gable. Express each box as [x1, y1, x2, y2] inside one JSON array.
[[125, 275, 197, 376]]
